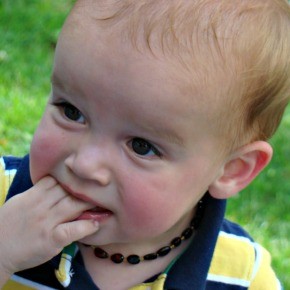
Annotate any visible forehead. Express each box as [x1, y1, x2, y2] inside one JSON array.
[[62, 2, 231, 95], [55, 1, 235, 141], [54, 24, 204, 120]]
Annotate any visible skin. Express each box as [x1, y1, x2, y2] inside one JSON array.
[[0, 2, 273, 289], [30, 11, 226, 249]]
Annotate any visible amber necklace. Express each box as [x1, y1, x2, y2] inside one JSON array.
[[88, 197, 206, 265]]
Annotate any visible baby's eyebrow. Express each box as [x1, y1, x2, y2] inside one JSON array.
[[50, 73, 71, 94], [160, 131, 184, 147], [51, 73, 61, 87], [140, 124, 185, 147]]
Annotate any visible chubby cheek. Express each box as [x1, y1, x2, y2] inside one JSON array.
[[30, 118, 65, 184], [119, 173, 195, 239]]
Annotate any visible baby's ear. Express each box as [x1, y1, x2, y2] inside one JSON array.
[[208, 141, 273, 199]]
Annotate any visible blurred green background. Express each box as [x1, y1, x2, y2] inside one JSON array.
[[0, 0, 289, 288]]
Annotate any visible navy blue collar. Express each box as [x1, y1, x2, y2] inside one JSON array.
[[166, 193, 226, 289], [6, 154, 33, 201]]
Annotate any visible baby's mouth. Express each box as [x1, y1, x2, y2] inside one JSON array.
[[60, 183, 112, 221], [77, 206, 113, 222], [90, 206, 111, 213]]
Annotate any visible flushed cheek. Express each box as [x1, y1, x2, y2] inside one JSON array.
[[119, 177, 190, 238], [123, 195, 169, 234], [117, 162, 211, 241], [30, 120, 66, 183]]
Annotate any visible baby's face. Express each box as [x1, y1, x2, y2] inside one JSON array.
[[30, 7, 226, 247]]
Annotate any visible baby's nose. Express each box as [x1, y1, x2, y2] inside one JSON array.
[[64, 144, 112, 186]]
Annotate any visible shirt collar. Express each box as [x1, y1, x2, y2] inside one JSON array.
[[165, 193, 226, 289]]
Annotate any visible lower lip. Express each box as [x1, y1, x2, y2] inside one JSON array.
[[76, 210, 112, 222]]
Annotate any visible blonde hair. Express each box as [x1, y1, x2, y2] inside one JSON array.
[[76, 0, 290, 151]]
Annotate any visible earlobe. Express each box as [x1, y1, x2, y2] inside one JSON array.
[[209, 141, 273, 199]]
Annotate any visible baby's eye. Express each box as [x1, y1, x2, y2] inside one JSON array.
[[130, 138, 162, 158], [54, 101, 85, 124]]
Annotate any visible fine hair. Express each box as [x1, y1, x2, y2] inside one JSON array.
[[74, 0, 290, 152]]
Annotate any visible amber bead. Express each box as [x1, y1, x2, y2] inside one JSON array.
[[94, 247, 109, 259], [191, 218, 200, 229], [111, 253, 124, 264], [171, 237, 182, 248], [127, 255, 141, 264], [157, 246, 171, 257], [144, 253, 158, 260], [182, 227, 193, 239]]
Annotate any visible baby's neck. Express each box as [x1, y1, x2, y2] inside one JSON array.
[[79, 239, 191, 290]]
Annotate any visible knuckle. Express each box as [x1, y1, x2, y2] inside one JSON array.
[[53, 225, 73, 246], [38, 176, 58, 190]]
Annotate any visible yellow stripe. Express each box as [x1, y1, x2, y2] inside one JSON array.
[[209, 232, 255, 281], [2, 280, 36, 290], [0, 158, 16, 206]]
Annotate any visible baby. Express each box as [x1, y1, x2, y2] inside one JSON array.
[[1, 0, 290, 289]]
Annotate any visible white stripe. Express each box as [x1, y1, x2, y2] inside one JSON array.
[[277, 278, 283, 290], [207, 273, 250, 287], [0, 157, 17, 176], [251, 243, 262, 280], [0, 157, 5, 170], [5, 168, 17, 176], [11, 274, 57, 289]]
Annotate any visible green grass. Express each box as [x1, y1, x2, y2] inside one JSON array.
[[0, 0, 73, 155], [1, 1, 289, 288]]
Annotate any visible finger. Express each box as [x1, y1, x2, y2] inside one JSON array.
[[51, 194, 96, 224], [20, 176, 67, 208], [52, 220, 99, 248]]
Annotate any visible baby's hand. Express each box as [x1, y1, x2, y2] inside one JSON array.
[[0, 176, 99, 280]]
